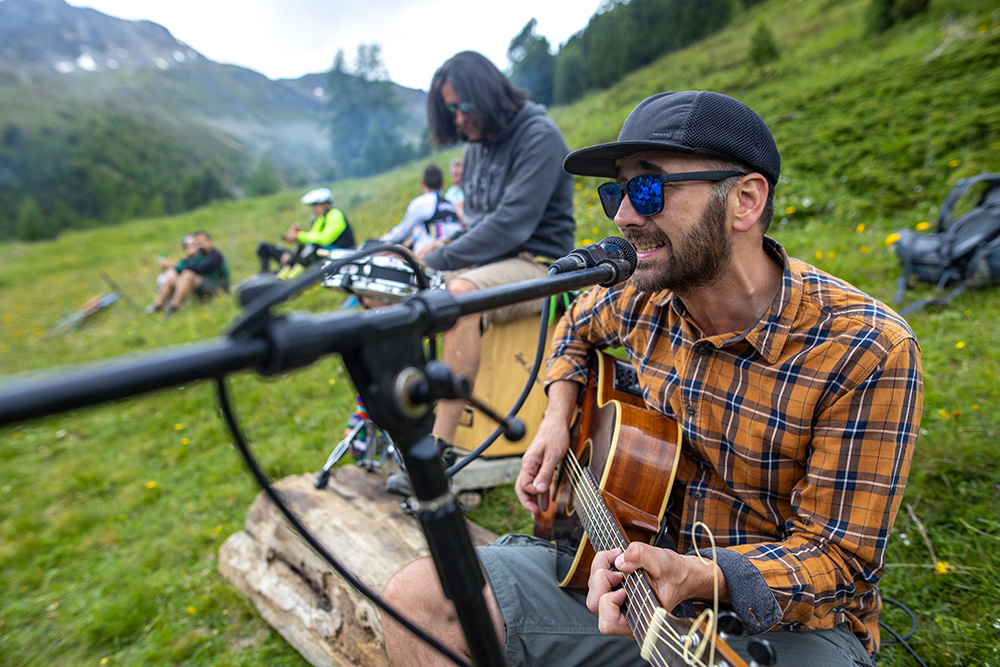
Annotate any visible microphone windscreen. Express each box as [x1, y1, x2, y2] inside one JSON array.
[[600, 237, 637, 270]]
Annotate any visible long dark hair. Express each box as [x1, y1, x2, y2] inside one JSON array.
[[427, 51, 528, 147]]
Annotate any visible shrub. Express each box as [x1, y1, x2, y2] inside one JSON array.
[[750, 22, 780, 66]]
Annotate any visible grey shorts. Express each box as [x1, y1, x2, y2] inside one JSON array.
[[445, 254, 550, 328], [477, 534, 877, 667]]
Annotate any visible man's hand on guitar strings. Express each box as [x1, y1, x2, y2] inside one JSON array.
[[514, 415, 571, 518], [588, 543, 732, 636], [587, 548, 637, 639]]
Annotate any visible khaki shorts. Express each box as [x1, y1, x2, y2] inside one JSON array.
[[444, 253, 550, 329]]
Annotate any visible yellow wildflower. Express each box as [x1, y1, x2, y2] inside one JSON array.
[[814, 251, 823, 261], [145, 481, 158, 489], [173, 423, 183, 431], [956, 341, 966, 349], [915, 221, 930, 231], [187, 606, 197, 615], [784, 206, 796, 215], [856, 223, 866, 234], [575, 182, 582, 190], [181, 438, 190, 446], [948, 159, 961, 168], [860, 246, 869, 254], [937, 408, 950, 420], [100, 659, 109, 665], [827, 251, 836, 259], [582, 238, 593, 245], [592, 227, 600, 235], [935, 560, 954, 575], [885, 233, 900, 246]]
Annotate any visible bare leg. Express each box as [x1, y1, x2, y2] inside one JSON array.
[[151, 274, 178, 309], [169, 270, 203, 309], [432, 278, 481, 444], [382, 556, 504, 667]]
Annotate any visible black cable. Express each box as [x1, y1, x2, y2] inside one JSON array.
[[880, 597, 918, 643], [215, 375, 473, 667], [879, 597, 928, 667]]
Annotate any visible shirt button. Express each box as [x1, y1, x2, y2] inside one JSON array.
[[685, 406, 696, 416], [694, 343, 712, 355], [690, 489, 705, 500]]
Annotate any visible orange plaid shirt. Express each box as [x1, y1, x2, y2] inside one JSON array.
[[546, 238, 922, 653]]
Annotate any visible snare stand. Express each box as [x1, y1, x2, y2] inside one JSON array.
[[314, 398, 401, 489]]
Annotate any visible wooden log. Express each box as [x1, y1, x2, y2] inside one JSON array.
[[218, 467, 498, 667]]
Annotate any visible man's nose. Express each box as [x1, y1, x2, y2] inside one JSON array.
[[614, 192, 645, 229]]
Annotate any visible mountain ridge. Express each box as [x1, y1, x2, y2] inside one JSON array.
[[0, 0, 428, 239]]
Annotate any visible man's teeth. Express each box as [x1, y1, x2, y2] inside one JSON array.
[[633, 242, 663, 253]]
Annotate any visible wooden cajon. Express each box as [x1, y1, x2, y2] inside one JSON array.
[[451, 313, 554, 458]]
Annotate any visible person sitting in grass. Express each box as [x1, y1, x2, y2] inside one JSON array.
[[256, 187, 355, 279], [148, 230, 228, 317], [154, 234, 199, 294]]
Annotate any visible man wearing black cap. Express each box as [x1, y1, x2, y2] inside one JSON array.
[[382, 91, 923, 667]]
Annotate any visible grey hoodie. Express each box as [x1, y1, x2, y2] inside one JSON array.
[[423, 101, 576, 271]]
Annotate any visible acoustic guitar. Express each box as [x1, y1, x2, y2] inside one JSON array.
[[534, 350, 750, 667]]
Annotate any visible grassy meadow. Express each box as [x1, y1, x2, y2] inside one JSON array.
[[3, 0, 1000, 665]]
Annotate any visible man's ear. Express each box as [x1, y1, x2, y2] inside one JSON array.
[[731, 174, 769, 233]]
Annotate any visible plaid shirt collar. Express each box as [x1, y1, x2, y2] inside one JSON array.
[[652, 237, 802, 365]]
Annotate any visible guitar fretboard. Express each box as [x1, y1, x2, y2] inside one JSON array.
[[568, 457, 729, 667]]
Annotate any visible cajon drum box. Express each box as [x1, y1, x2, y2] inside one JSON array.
[[452, 313, 554, 457]]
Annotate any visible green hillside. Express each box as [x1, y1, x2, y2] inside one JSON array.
[[1, 0, 999, 665]]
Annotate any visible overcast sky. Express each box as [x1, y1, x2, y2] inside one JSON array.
[[69, 0, 607, 90]]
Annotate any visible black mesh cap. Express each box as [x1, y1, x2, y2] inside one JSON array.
[[563, 91, 780, 185]]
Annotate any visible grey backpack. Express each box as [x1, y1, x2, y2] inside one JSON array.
[[893, 173, 1000, 315]]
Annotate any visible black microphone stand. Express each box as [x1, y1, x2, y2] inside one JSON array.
[[0, 260, 632, 666]]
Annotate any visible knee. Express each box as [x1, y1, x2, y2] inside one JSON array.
[[446, 278, 478, 296], [383, 557, 443, 617]]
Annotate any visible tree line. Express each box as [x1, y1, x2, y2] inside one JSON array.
[[0, 110, 283, 242], [508, 0, 769, 107]]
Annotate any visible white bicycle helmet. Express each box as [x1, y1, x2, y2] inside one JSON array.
[[300, 187, 333, 205]]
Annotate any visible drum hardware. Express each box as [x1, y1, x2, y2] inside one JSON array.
[[320, 253, 442, 303]]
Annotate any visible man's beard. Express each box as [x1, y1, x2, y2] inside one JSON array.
[[623, 191, 732, 293]]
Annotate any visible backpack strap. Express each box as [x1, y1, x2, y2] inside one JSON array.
[[899, 283, 968, 317], [938, 173, 1000, 231]]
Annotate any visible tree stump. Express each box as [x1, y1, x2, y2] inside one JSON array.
[[218, 467, 498, 667]]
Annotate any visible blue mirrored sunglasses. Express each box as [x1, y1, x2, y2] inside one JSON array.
[[445, 101, 477, 117], [596, 171, 746, 219]]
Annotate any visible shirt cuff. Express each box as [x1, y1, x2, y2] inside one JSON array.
[[694, 547, 782, 635]]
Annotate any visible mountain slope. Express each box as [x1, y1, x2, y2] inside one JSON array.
[[0, 0, 427, 239]]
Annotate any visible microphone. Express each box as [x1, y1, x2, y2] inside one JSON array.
[[549, 237, 637, 286]]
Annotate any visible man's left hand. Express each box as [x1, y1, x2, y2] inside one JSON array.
[[586, 543, 729, 637]]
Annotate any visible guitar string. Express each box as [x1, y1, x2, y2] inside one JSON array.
[[563, 454, 707, 667], [564, 452, 721, 667], [565, 455, 725, 667]]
